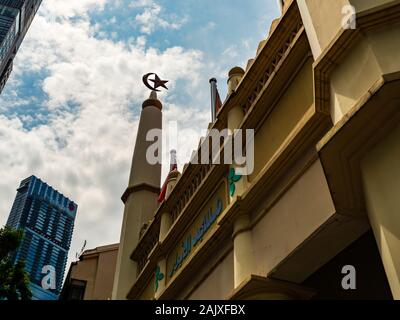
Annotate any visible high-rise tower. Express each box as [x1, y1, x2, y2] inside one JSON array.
[[6, 175, 77, 300], [112, 91, 162, 299], [0, 0, 42, 93]]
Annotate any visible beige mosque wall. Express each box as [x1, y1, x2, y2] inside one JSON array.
[[139, 276, 156, 300], [367, 25, 400, 76], [187, 250, 234, 300], [361, 124, 400, 300], [249, 57, 314, 182], [251, 159, 336, 278]]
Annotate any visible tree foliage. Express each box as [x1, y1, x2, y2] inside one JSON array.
[[0, 226, 32, 300]]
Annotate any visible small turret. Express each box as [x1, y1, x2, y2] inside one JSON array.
[[227, 67, 245, 96]]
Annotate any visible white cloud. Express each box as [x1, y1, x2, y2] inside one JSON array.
[[222, 45, 239, 59], [40, 0, 107, 19], [134, 2, 188, 34], [129, 0, 154, 8]]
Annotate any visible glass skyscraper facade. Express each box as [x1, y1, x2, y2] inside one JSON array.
[[6, 176, 78, 300], [0, 0, 42, 93]]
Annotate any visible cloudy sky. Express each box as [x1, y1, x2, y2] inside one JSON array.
[[0, 0, 279, 273]]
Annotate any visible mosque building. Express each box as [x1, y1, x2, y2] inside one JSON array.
[[112, 0, 400, 300]]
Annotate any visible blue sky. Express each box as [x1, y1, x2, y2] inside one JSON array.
[[0, 0, 279, 269]]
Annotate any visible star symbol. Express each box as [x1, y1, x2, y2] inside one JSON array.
[[149, 74, 169, 91]]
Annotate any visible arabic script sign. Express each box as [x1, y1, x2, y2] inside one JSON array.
[[167, 183, 227, 279]]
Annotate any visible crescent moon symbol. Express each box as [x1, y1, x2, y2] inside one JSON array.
[[142, 73, 160, 92]]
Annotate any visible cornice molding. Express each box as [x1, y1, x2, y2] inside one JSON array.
[[121, 183, 160, 204]]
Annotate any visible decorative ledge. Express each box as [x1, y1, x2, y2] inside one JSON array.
[[227, 275, 315, 300], [121, 183, 160, 204]]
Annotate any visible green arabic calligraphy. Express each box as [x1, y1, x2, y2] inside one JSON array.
[[169, 198, 223, 278]]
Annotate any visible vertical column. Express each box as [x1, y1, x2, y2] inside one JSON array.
[[226, 67, 255, 288], [361, 124, 400, 299], [233, 215, 255, 287], [227, 67, 247, 201], [155, 169, 180, 299], [159, 212, 172, 243]]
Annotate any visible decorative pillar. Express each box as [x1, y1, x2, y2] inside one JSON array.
[[156, 158, 181, 298], [233, 215, 255, 288], [159, 212, 172, 243], [227, 67, 247, 201], [226, 66, 255, 289]]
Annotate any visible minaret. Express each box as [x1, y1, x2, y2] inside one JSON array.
[[112, 91, 162, 300]]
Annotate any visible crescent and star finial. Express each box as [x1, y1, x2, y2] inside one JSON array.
[[142, 73, 169, 92]]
